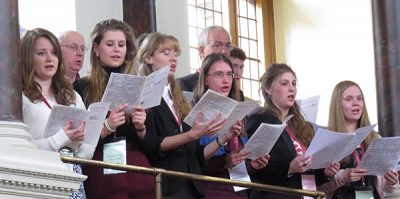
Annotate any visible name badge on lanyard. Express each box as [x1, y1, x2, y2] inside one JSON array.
[[301, 174, 317, 199], [103, 137, 127, 175], [355, 190, 373, 199]]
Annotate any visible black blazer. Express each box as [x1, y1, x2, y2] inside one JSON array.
[[141, 98, 205, 197], [245, 109, 325, 199], [176, 72, 199, 92]]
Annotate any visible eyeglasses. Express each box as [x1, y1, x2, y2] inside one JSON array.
[[207, 71, 234, 80], [211, 42, 232, 51], [61, 44, 88, 52]]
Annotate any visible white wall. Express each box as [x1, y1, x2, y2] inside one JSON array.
[[75, 0, 123, 76], [156, 0, 191, 78], [18, 0, 123, 77], [273, 0, 377, 126]]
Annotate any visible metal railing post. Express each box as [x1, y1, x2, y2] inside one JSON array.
[[155, 172, 162, 199]]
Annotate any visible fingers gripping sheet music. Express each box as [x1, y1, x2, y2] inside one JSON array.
[[242, 115, 293, 160], [359, 136, 400, 176], [101, 65, 170, 111], [183, 90, 257, 133], [44, 102, 110, 150]]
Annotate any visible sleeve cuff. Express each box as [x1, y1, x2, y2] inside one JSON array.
[[49, 128, 71, 151]]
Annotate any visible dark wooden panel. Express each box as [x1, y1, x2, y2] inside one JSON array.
[[0, 0, 22, 122], [371, 0, 400, 136], [123, 0, 157, 37]]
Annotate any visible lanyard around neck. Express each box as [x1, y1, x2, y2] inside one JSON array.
[[41, 95, 59, 110]]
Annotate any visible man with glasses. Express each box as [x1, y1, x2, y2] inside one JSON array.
[[177, 26, 232, 92], [59, 31, 87, 82]]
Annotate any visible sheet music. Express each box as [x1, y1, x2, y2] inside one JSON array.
[[101, 65, 169, 111], [183, 90, 237, 126], [243, 123, 286, 160], [359, 137, 400, 175], [306, 124, 375, 169], [139, 65, 170, 109], [102, 72, 146, 110], [219, 101, 257, 133], [306, 129, 354, 169], [183, 90, 256, 134], [297, 95, 320, 123], [84, 102, 111, 146], [44, 102, 110, 150], [335, 124, 376, 162], [228, 161, 251, 192]]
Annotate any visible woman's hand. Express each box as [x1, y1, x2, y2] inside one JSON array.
[[190, 112, 226, 139], [225, 149, 250, 169], [384, 170, 399, 185], [250, 154, 270, 170], [324, 162, 340, 177], [64, 121, 85, 142], [342, 168, 368, 183], [131, 105, 146, 130], [107, 103, 129, 130], [289, 155, 312, 174]]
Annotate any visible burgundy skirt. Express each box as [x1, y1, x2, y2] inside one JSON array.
[[83, 143, 156, 199]]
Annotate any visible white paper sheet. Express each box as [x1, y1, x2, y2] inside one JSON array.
[[183, 90, 257, 133], [44, 102, 110, 150], [359, 136, 400, 175], [296, 95, 320, 123], [228, 161, 251, 192], [101, 65, 170, 110], [305, 124, 376, 169], [242, 115, 293, 160]]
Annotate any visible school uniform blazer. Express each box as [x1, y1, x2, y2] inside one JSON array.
[[245, 109, 325, 199], [141, 98, 205, 197]]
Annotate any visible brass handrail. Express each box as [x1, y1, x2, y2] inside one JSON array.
[[61, 156, 325, 199]]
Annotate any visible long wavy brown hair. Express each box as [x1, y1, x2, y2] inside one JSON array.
[[328, 80, 379, 165], [137, 32, 192, 118], [260, 63, 313, 146], [21, 28, 75, 105], [84, 19, 137, 106]]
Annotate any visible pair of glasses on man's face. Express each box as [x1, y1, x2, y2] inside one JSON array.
[[207, 71, 235, 80]]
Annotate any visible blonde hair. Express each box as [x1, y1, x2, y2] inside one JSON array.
[[260, 63, 313, 146], [84, 19, 137, 106], [328, 80, 379, 164], [137, 32, 191, 117], [21, 28, 75, 105]]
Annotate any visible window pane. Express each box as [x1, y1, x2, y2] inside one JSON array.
[[214, 12, 222, 26], [197, 8, 206, 28], [247, 0, 256, 19], [239, 17, 248, 38], [188, 0, 196, 6], [248, 19, 257, 40], [242, 78, 251, 99], [188, 6, 197, 26], [205, 10, 214, 26], [189, 27, 198, 47], [250, 60, 259, 80], [238, 0, 247, 17], [205, 0, 213, 9], [190, 48, 200, 68], [249, 39, 258, 58], [213, 0, 222, 11], [251, 80, 260, 102]]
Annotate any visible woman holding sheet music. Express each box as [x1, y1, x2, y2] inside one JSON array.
[[73, 19, 155, 199], [137, 33, 241, 199], [317, 80, 398, 199], [21, 28, 89, 199], [245, 63, 331, 199], [192, 53, 269, 199]]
